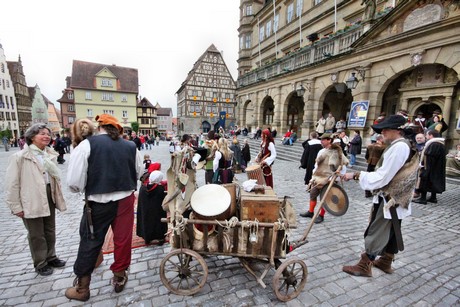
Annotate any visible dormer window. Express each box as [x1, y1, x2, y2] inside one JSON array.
[[101, 78, 113, 87]]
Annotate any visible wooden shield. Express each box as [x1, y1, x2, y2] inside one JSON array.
[[320, 183, 349, 216]]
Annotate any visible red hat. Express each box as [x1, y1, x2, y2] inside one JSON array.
[[95, 114, 123, 133]]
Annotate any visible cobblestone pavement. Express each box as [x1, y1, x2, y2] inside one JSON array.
[[0, 143, 459, 306]]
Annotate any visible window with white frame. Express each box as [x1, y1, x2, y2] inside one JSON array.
[[296, 0, 303, 17], [121, 94, 127, 102], [122, 110, 128, 118], [287, 2, 294, 23], [85, 91, 92, 100], [68, 92, 74, 100], [68, 116, 75, 124], [274, 13, 280, 32], [0, 63, 4, 73], [10, 97, 14, 109], [246, 5, 252, 16], [259, 25, 265, 41], [103, 109, 114, 115], [239, 36, 244, 50], [87, 109, 93, 117], [245, 34, 251, 49], [101, 78, 113, 87], [68, 104, 74, 112], [266, 20, 272, 37], [102, 92, 114, 101]]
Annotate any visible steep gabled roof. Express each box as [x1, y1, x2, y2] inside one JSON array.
[[70, 60, 139, 93], [157, 107, 172, 116], [138, 97, 155, 108], [176, 44, 232, 94]]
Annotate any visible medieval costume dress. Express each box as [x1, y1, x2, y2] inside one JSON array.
[[257, 129, 277, 188], [415, 137, 446, 203], [136, 171, 167, 245], [300, 137, 323, 184]]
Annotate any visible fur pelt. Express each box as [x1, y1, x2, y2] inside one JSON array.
[[312, 144, 349, 186], [71, 118, 96, 147], [379, 150, 418, 209]]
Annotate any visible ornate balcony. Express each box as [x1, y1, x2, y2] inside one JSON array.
[[237, 24, 364, 88]]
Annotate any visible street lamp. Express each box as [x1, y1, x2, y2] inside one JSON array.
[[346, 72, 359, 90], [296, 84, 306, 97]]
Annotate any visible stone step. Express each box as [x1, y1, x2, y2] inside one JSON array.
[[238, 135, 459, 185]]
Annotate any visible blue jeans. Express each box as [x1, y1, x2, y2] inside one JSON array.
[[350, 154, 356, 166]]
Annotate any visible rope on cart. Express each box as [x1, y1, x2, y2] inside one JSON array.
[[172, 213, 187, 233], [275, 219, 290, 252], [215, 216, 239, 232]]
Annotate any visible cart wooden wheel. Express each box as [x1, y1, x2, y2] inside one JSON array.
[[160, 248, 208, 296], [273, 258, 308, 302]]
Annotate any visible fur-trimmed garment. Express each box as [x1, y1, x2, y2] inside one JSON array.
[[311, 144, 349, 187]]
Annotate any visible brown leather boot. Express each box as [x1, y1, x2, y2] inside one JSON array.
[[342, 253, 373, 277], [112, 270, 128, 293], [95, 250, 104, 268], [65, 276, 91, 301], [373, 253, 394, 274]]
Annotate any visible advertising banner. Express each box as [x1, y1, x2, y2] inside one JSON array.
[[348, 100, 369, 128]]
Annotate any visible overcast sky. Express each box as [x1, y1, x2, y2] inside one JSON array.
[[0, 0, 240, 115]]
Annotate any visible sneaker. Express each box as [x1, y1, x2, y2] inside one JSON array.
[[314, 215, 324, 224], [36, 265, 53, 276], [48, 258, 66, 268], [300, 211, 314, 218]]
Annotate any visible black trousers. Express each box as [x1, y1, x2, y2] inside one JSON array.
[[73, 201, 119, 276]]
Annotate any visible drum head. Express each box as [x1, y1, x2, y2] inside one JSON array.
[[191, 184, 231, 217], [320, 183, 349, 216], [246, 164, 261, 171]]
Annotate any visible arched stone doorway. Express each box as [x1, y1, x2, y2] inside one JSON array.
[[381, 64, 458, 122], [321, 83, 353, 123], [262, 96, 274, 127], [242, 99, 255, 131], [285, 93, 304, 137]]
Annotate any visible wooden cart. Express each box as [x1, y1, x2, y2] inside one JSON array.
[[159, 185, 308, 302]]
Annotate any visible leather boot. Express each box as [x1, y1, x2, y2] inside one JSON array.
[[373, 253, 394, 274], [112, 270, 128, 293], [342, 253, 373, 277], [65, 276, 91, 301], [95, 250, 104, 268]]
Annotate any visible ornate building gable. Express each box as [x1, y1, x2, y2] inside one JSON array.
[[29, 85, 48, 124], [352, 0, 460, 47]]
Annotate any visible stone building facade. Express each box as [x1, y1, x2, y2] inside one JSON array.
[[0, 44, 20, 139], [236, 0, 460, 147], [59, 60, 139, 131], [7, 55, 31, 135], [176, 44, 237, 135]]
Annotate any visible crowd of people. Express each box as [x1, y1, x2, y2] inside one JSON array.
[[3, 107, 460, 302]]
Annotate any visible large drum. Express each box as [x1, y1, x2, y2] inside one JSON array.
[[191, 184, 232, 220], [246, 164, 265, 185]]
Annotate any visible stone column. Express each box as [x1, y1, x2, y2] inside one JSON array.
[[400, 98, 409, 113], [443, 95, 452, 125], [301, 80, 315, 138], [272, 86, 282, 132]]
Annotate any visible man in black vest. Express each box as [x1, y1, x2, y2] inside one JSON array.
[[65, 114, 142, 301]]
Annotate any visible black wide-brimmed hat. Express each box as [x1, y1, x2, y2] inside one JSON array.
[[371, 114, 407, 133]]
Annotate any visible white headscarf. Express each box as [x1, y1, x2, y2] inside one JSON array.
[[149, 171, 164, 184]]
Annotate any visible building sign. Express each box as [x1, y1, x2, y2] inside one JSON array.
[[219, 111, 226, 128], [348, 100, 369, 128]]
